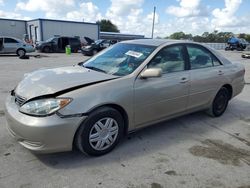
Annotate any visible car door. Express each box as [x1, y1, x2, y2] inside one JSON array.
[[3, 37, 19, 53], [186, 44, 225, 110], [51, 38, 59, 52], [69, 38, 80, 52], [134, 44, 190, 127], [0, 37, 3, 53]]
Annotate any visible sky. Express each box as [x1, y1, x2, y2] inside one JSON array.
[[0, 0, 250, 37]]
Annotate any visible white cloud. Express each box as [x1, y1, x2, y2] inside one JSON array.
[[105, 0, 160, 37], [4, 0, 248, 37], [66, 2, 102, 22], [16, 0, 75, 18], [210, 0, 250, 33], [166, 0, 208, 17], [106, 0, 144, 17], [163, 0, 250, 35], [0, 10, 30, 20], [165, 17, 211, 35], [211, 0, 246, 28], [163, 0, 212, 35]]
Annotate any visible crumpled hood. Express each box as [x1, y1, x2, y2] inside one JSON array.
[[15, 65, 117, 100]]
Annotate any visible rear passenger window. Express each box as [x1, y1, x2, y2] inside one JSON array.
[[187, 45, 221, 69], [69, 38, 80, 44], [4, 38, 18, 43], [148, 45, 185, 73]]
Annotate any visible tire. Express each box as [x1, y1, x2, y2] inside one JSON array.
[[16, 49, 26, 57], [43, 46, 51, 53], [92, 49, 98, 56], [75, 107, 124, 156], [206, 87, 230, 117]]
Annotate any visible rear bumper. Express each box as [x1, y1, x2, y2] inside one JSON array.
[[232, 77, 245, 98], [4, 95, 86, 153]]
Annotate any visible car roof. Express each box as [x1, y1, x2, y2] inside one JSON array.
[[121, 39, 232, 64], [121, 39, 190, 47], [0, 36, 20, 40], [0, 36, 23, 42]]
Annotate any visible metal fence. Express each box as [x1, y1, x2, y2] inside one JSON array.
[[201, 43, 227, 50]]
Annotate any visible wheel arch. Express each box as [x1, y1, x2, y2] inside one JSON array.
[[42, 46, 51, 52], [16, 48, 26, 55], [72, 103, 129, 149], [222, 84, 233, 100]]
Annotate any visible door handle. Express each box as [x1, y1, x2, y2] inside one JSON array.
[[218, 70, 224, 75], [180, 77, 189, 83]]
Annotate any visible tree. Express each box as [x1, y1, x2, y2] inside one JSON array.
[[169, 32, 185, 40], [166, 31, 250, 43], [96, 19, 120, 33], [169, 32, 192, 40]]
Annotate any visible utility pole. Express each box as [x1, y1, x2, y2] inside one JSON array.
[[151, 6, 156, 39]]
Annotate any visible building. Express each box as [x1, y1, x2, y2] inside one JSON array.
[[27, 19, 99, 42], [100, 32, 144, 41], [0, 18, 99, 42], [0, 18, 145, 43], [0, 18, 27, 39]]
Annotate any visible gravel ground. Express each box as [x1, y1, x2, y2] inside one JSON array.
[[0, 51, 249, 188]]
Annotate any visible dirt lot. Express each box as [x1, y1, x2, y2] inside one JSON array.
[[0, 51, 249, 188]]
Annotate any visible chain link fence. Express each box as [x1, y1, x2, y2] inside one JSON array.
[[201, 43, 227, 50]]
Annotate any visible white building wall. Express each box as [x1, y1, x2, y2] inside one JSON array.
[[26, 20, 41, 42], [42, 20, 99, 41], [0, 19, 26, 40]]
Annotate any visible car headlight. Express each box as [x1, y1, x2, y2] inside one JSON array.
[[19, 98, 72, 116]]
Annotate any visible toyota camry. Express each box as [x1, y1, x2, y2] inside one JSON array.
[[5, 39, 245, 156]]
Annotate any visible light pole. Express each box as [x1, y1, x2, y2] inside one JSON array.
[[151, 6, 156, 39]]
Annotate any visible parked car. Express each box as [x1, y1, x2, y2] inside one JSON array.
[[225, 37, 248, 51], [0, 36, 35, 56], [81, 39, 115, 56], [36, 36, 81, 53], [80, 36, 94, 46], [242, 52, 250, 58], [5, 39, 245, 156]]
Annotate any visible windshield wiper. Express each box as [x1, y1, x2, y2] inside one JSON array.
[[83, 65, 107, 73]]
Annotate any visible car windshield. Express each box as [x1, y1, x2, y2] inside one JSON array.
[[94, 40, 103, 45], [46, 38, 57, 42], [82, 43, 156, 76]]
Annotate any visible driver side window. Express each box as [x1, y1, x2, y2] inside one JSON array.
[[148, 45, 185, 74]]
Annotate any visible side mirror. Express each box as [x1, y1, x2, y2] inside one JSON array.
[[140, 68, 162, 79]]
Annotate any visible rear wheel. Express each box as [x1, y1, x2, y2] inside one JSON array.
[[207, 87, 230, 117], [75, 107, 124, 156], [16, 49, 26, 56], [43, 46, 51, 53]]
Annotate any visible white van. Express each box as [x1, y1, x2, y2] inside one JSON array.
[[0, 36, 35, 56]]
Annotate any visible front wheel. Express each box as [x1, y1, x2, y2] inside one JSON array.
[[207, 87, 230, 117], [92, 49, 98, 56], [75, 107, 124, 156], [17, 49, 26, 56]]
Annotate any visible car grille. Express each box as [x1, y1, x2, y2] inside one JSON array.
[[15, 94, 26, 107]]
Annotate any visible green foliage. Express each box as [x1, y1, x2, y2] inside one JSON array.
[[168, 32, 192, 40], [96, 19, 120, 33], [166, 31, 250, 43]]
